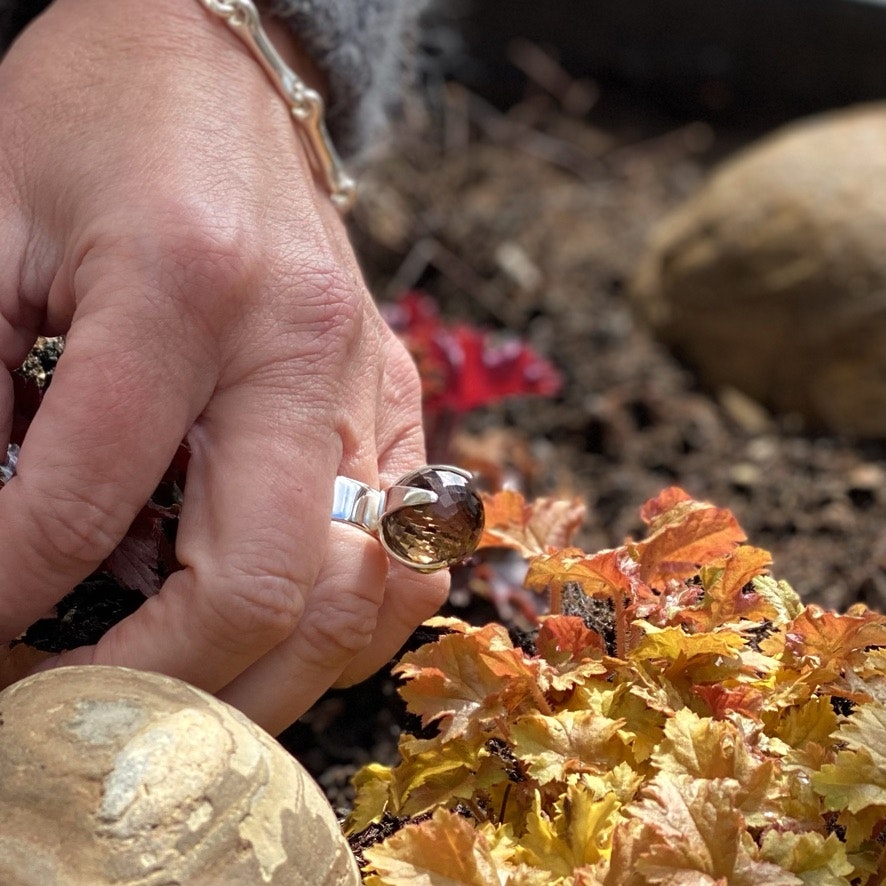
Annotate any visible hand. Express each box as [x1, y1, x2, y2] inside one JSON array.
[[0, 0, 448, 734]]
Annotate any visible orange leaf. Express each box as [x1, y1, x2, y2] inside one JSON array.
[[478, 490, 586, 557], [363, 807, 500, 885], [783, 606, 886, 673], [536, 615, 609, 691], [634, 500, 746, 586], [680, 546, 776, 630], [693, 683, 765, 720], [525, 548, 633, 597], [537, 615, 606, 662], [395, 623, 545, 741], [638, 486, 695, 528]]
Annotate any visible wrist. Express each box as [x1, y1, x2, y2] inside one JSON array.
[[197, 0, 355, 210]]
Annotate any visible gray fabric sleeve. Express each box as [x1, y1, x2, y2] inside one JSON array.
[[0, 0, 419, 158]]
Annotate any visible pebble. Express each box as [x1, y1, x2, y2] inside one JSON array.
[[630, 102, 886, 437], [0, 667, 360, 886]]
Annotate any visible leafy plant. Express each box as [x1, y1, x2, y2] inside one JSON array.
[[347, 488, 886, 886], [381, 291, 562, 460]]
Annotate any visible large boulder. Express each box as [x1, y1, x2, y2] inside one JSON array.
[[0, 666, 360, 886], [630, 102, 886, 437]]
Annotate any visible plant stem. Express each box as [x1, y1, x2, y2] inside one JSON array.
[[498, 783, 512, 824], [613, 590, 627, 660], [462, 796, 489, 824]]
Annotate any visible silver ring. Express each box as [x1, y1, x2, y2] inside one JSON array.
[[331, 465, 484, 572]]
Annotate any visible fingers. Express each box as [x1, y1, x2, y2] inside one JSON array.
[[35, 373, 350, 691], [215, 531, 447, 736], [216, 342, 449, 733], [0, 295, 213, 641], [0, 367, 11, 453], [215, 522, 389, 734]]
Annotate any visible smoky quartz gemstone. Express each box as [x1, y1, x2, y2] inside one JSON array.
[[380, 467, 484, 571]]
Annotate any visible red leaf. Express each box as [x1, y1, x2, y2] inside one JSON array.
[[102, 500, 180, 597], [383, 291, 562, 416], [693, 683, 765, 720]]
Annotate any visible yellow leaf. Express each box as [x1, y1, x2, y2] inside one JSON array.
[[838, 700, 886, 769], [812, 702, 886, 818], [391, 739, 506, 819], [751, 575, 803, 627], [765, 695, 838, 749], [510, 711, 626, 784], [759, 831, 854, 885], [363, 807, 502, 886], [346, 763, 395, 834], [517, 786, 621, 876], [606, 775, 800, 886], [580, 764, 644, 805], [652, 709, 766, 781], [631, 625, 747, 663]]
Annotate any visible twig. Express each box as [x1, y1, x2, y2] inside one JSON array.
[[385, 237, 517, 329], [465, 89, 598, 181], [507, 36, 599, 117]]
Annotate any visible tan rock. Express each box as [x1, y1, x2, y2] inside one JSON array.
[[630, 103, 886, 437], [0, 666, 360, 886]]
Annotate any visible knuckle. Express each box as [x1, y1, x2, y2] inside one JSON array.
[[26, 481, 123, 568], [297, 591, 381, 667], [152, 212, 259, 300], [207, 566, 304, 649], [98, 198, 267, 320]]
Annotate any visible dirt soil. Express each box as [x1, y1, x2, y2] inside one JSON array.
[[280, 78, 886, 813]]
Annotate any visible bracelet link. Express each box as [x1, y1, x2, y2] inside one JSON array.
[[199, 0, 357, 212]]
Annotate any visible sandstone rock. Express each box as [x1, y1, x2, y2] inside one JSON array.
[[630, 102, 886, 437], [0, 666, 360, 886]]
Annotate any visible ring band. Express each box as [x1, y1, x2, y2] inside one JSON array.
[[332, 465, 485, 572]]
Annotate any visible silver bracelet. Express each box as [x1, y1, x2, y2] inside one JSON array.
[[198, 0, 356, 212]]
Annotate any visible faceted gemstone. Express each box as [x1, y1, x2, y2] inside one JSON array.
[[381, 467, 485, 570]]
